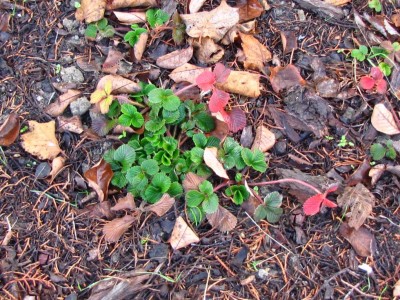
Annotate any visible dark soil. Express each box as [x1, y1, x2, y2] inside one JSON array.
[[1, 0, 399, 299]]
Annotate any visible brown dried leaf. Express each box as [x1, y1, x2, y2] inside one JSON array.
[[392, 14, 400, 28], [134, 32, 148, 62], [57, 115, 84, 134], [106, 0, 157, 10], [346, 158, 371, 186], [76, 56, 101, 72], [394, 279, 400, 298], [324, 0, 350, 6], [113, 11, 146, 25], [21, 121, 61, 160], [49, 156, 66, 183], [203, 147, 229, 179], [209, 118, 229, 142], [206, 205, 237, 232], [145, 193, 175, 216], [339, 222, 377, 257], [237, 0, 264, 22], [169, 216, 200, 249], [251, 125, 275, 152], [84, 159, 113, 202], [156, 47, 193, 69], [182, 172, 205, 192], [169, 63, 211, 84], [280, 31, 297, 54], [103, 215, 135, 242], [97, 75, 140, 94], [369, 164, 386, 186], [46, 89, 81, 117], [189, 0, 206, 13], [371, 103, 400, 135], [111, 193, 136, 211], [216, 70, 260, 98], [239, 32, 271, 72], [269, 64, 306, 94], [193, 38, 224, 64], [102, 49, 124, 74], [181, 1, 239, 42], [0, 12, 10, 32], [75, 0, 106, 23], [337, 183, 375, 230], [86, 201, 114, 219], [0, 113, 20, 147]]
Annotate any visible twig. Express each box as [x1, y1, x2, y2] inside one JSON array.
[[341, 279, 387, 299]]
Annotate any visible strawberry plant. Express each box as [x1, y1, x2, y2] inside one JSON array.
[[124, 24, 147, 47], [85, 18, 115, 39], [90, 80, 114, 114], [118, 104, 144, 128], [370, 140, 397, 161], [146, 8, 169, 28], [186, 180, 219, 224], [225, 185, 250, 205], [359, 67, 387, 94], [254, 191, 283, 223]]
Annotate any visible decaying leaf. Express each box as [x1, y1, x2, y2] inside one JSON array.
[[169, 63, 211, 84], [103, 215, 135, 242], [181, 1, 239, 42], [237, 0, 264, 22], [83, 200, 114, 219], [337, 183, 375, 230], [156, 47, 193, 69], [169, 216, 200, 249], [84, 159, 113, 202], [280, 31, 297, 54], [251, 125, 275, 152], [57, 115, 84, 134], [76, 56, 101, 72], [216, 70, 260, 97], [75, 0, 105, 23], [203, 147, 229, 179], [223, 107, 247, 133], [209, 118, 229, 142], [206, 205, 237, 232], [97, 75, 141, 94], [369, 164, 386, 186], [105, 0, 157, 10], [49, 156, 66, 183], [339, 222, 377, 257], [394, 279, 400, 298], [21, 120, 61, 160], [189, 0, 206, 13], [239, 32, 271, 72], [46, 89, 81, 117], [145, 193, 175, 216], [111, 193, 136, 211], [269, 64, 306, 94], [0, 113, 20, 147], [134, 32, 148, 62], [371, 103, 400, 135], [183, 172, 205, 192], [193, 38, 224, 64], [113, 11, 146, 25], [102, 49, 124, 74]]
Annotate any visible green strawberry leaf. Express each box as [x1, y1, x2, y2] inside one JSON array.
[[141, 159, 159, 176], [202, 194, 219, 214], [186, 190, 205, 207]]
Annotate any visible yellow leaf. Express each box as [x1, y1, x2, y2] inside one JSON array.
[[99, 95, 114, 114], [104, 80, 113, 95], [90, 89, 107, 104]]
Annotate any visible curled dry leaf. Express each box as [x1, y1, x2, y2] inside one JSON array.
[[169, 63, 211, 84], [57, 116, 84, 134], [103, 215, 136, 242], [0, 113, 20, 147], [216, 70, 260, 97], [145, 193, 175, 216], [21, 121, 61, 160], [203, 147, 229, 179], [49, 156, 66, 183], [105, 0, 157, 10], [181, 1, 239, 42], [134, 32, 148, 62], [237, 0, 264, 22], [75, 0, 106, 23], [251, 125, 275, 152], [169, 216, 200, 249], [97, 75, 140, 94], [113, 11, 146, 25], [369, 164, 386, 186], [84, 159, 113, 202], [46, 89, 81, 117], [156, 46, 193, 69], [269, 64, 306, 94], [346, 158, 370, 186], [182, 172, 205, 192], [339, 222, 377, 257], [337, 183, 375, 230], [193, 37, 224, 64], [371, 103, 400, 135], [76, 56, 101, 72], [280, 31, 297, 54], [206, 205, 237, 232], [239, 32, 271, 72], [111, 193, 136, 211], [189, 0, 207, 13], [86, 201, 114, 219], [102, 49, 124, 74]]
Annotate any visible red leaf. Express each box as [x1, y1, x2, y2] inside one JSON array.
[[196, 71, 216, 91], [213, 63, 231, 84], [209, 89, 230, 113], [303, 194, 324, 216], [375, 79, 387, 94], [322, 198, 337, 208], [370, 67, 383, 80], [359, 76, 375, 90], [225, 107, 246, 133], [323, 184, 339, 197]]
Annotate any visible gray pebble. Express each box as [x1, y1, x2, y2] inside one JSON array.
[[70, 96, 91, 116]]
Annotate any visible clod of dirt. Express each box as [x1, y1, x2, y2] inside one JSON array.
[[70, 96, 91, 116], [60, 66, 84, 84], [148, 243, 169, 263]]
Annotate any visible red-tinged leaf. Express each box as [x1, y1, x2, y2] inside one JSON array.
[[322, 198, 337, 208], [375, 79, 387, 94], [323, 184, 339, 197], [359, 76, 375, 90], [303, 194, 324, 216], [370, 67, 383, 80], [209, 89, 229, 113], [226, 107, 246, 133], [196, 71, 216, 91], [213, 63, 231, 83]]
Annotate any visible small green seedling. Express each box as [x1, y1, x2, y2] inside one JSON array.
[[74, 1, 81, 8], [370, 140, 397, 161], [118, 104, 144, 128], [368, 0, 382, 12], [124, 24, 147, 47], [55, 64, 61, 74], [225, 185, 250, 205], [146, 8, 169, 28], [338, 135, 354, 148], [241, 148, 267, 172], [351, 45, 369, 61], [325, 135, 334, 141], [186, 180, 219, 224], [254, 191, 284, 223], [85, 18, 115, 39]]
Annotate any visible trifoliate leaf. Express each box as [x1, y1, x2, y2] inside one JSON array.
[[194, 112, 215, 132], [370, 143, 386, 161], [121, 103, 138, 116], [145, 118, 165, 132], [241, 148, 267, 172], [264, 191, 283, 207], [114, 145, 136, 171], [97, 18, 108, 30], [168, 181, 183, 197], [202, 194, 219, 214], [152, 172, 171, 193], [85, 23, 97, 38], [199, 180, 214, 196], [193, 133, 208, 148], [141, 159, 159, 176], [186, 190, 205, 207], [146, 8, 169, 28]]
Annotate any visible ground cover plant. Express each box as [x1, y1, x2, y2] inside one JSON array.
[[1, 0, 400, 299]]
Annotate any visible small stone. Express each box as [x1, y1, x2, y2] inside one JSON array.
[[274, 140, 287, 155], [340, 107, 355, 124], [70, 97, 91, 116], [257, 268, 270, 280], [60, 66, 84, 84], [240, 126, 253, 148], [62, 18, 79, 32]]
